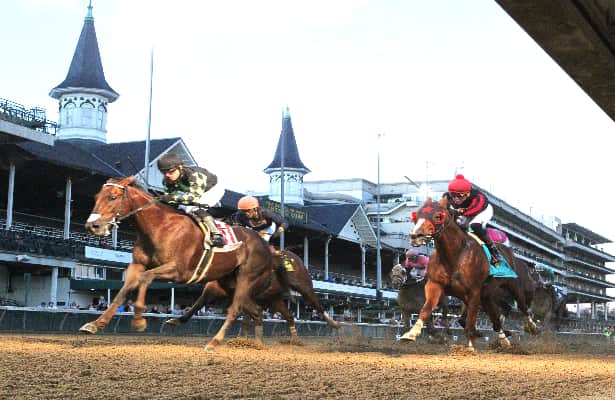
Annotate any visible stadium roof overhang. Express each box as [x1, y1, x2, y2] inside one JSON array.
[[495, 0, 615, 122]]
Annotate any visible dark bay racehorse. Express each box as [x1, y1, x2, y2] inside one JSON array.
[[531, 282, 569, 331], [389, 263, 451, 337], [82, 177, 274, 350], [164, 249, 341, 339], [401, 197, 536, 350]]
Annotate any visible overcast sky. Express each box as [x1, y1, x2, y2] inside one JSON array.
[[2, 1, 615, 262]]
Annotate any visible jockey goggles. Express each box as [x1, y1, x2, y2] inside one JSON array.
[[450, 191, 469, 199]]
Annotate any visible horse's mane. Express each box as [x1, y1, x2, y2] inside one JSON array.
[[107, 176, 185, 216]]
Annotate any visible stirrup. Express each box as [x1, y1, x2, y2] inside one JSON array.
[[491, 256, 500, 266]]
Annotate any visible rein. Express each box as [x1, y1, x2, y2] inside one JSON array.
[[103, 183, 157, 224]]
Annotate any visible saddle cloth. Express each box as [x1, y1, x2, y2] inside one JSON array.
[[467, 232, 518, 279], [215, 220, 239, 246]]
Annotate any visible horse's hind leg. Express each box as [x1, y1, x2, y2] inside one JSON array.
[[205, 281, 263, 351], [164, 281, 228, 327], [269, 297, 300, 343], [290, 277, 340, 330], [481, 281, 510, 347]]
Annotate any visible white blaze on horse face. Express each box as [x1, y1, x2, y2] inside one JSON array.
[[87, 213, 101, 223], [412, 219, 426, 235]]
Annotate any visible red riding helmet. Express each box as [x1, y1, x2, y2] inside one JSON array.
[[448, 174, 472, 193]]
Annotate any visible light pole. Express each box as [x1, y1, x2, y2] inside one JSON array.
[[376, 133, 383, 294]]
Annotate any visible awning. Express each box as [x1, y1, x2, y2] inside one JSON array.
[[70, 279, 202, 291]]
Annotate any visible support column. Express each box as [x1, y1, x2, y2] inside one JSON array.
[[357, 308, 362, 323], [6, 163, 15, 228], [591, 302, 596, 320], [63, 177, 72, 239], [605, 302, 609, 321], [50, 267, 59, 305], [303, 236, 309, 269], [324, 235, 331, 280], [361, 244, 366, 286], [576, 298, 581, 318], [171, 287, 175, 311]]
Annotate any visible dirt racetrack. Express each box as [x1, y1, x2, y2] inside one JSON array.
[[1, 333, 614, 400]]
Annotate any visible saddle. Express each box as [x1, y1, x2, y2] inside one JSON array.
[[467, 231, 518, 279], [185, 216, 242, 285]]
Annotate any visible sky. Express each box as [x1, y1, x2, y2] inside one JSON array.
[[2, 1, 615, 260]]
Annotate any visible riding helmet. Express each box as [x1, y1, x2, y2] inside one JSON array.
[[157, 153, 184, 171], [237, 196, 260, 210], [448, 174, 472, 193]]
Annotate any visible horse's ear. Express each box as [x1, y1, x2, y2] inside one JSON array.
[[118, 176, 136, 187], [439, 196, 448, 208], [424, 197, 433, 205]]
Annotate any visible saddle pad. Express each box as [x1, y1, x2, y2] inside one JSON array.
[[215, 220, 239, 245], [481, 245, 518, 279]]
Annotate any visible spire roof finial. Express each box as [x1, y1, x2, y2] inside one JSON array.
[[264, 106, 310, 173], [86, 0, 93, 21], [50, 0, 118, 102]]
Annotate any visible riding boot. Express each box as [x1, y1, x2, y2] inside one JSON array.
[[486, 242, 501, 266], [204, 215, 225, 247], [194, 209, 225, 248]]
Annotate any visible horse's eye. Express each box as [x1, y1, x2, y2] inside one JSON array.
[[434, 211, 446, 223], [108, 195, 117, 201]]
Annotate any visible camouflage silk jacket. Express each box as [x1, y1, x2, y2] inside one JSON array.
[[162, 166, 217, 205]]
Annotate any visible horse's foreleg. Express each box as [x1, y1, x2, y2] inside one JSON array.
[[464, 293, 482, 350], [79, 263, 145, 334], [401, 281, 442, 341], [132, 262, 179, 332]]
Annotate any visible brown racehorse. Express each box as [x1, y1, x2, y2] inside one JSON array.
[[164, 249, 341, 339], [400, 197, 537, 350], [82, 177, 273, 351], [389, 263, 451, 338]]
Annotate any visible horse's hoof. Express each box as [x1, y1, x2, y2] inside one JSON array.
[[498, 337, 511, 347], [79, 323, 98, 334], [400, 331, 416, 341], [163, 318, 181, 327], [205, 338, 220, 352], [131, 318, 147, 332]]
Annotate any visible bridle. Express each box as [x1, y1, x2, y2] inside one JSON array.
[[102, 183, 156, 227], [412, 206, 454, 243]]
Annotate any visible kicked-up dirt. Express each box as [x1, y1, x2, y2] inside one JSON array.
[[1, 333, 614, 400]]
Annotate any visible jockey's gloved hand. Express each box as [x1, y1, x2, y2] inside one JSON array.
[[456, 216, 469, 228], [277, 226, 285, 234], [158, 194, 174, 203]]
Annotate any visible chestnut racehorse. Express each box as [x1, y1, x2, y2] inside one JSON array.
[[82, 177, 273, 351], [164, 249, 341, 339], [401, 197, 537, 350]]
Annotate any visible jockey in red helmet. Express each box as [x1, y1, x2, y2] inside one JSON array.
[[444, 174, 500, 265]]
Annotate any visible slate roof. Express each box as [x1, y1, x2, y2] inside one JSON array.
[[303, 203, 361, 234], [16, 138, 179, 177], [264, 108, 310, 173], [49, 4, 118, 102]]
